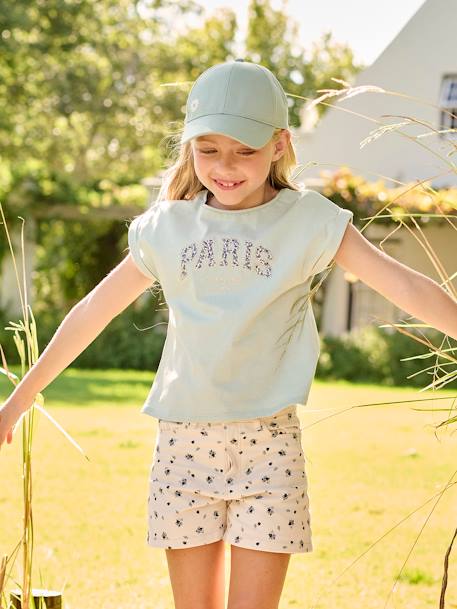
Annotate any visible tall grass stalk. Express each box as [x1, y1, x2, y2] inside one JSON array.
[[288, 81, 457, 608], [0, 205, 88, 609]]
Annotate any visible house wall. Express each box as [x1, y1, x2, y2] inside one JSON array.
[[295, 0, 457, 189], [322, 219, 457, 336]]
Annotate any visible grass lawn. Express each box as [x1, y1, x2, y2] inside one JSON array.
[[0, 368, 456, 609]]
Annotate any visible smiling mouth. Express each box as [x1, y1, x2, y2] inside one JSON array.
[[213, 179, 245, 189]]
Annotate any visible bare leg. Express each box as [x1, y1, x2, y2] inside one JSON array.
[[227, 545, 291, 609], [165, 539, 226, 609]]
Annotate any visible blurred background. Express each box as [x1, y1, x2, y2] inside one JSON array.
[[1, 0, 455, 387], [2, 4, 457, 609]]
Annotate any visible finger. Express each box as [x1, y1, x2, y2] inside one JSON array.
[[7, 429, 13, 443]]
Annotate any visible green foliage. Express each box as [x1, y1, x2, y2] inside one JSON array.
[[70, 297, 166, 370], [0, 0, 362, 191], [245, 0, 365, 127], [0, 293, 166, 371], [0, 2, 217, 187], [33, 216, 128, 309], [0, 0, 197, 183], [165, 8, 237, 78], [4, 162, 149, 212], [316, 325, 457, 388]]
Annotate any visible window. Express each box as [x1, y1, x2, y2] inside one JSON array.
[[439, 75, 457, 140]]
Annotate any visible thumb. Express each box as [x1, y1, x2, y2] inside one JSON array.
[[7, 428, 13, 443]]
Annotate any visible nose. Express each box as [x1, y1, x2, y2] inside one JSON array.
[[214, 153, 237, 171]]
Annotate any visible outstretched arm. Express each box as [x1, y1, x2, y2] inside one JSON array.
[[0, 253, 155, 448], [334, 223, 457, 340]]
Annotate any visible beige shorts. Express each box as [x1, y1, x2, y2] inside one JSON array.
[[146, 405, 313, 554]]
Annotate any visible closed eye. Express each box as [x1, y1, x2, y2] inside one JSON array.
[[198, 149, 255, 156]]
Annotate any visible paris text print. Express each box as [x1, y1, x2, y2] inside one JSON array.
[[180, 237, 273, 280]]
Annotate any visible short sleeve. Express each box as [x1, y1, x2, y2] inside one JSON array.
[[127, 208, 160, 282], [302, 191, 354, 278]]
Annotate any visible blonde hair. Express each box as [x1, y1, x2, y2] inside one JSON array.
[[155, 127, 301, 203]]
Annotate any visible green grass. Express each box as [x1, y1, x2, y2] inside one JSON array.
[[1, 368, 456, 609]]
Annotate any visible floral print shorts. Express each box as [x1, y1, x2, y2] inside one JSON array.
[[147, 404, 313, 554]]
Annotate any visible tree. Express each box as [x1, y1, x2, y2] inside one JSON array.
[[245, 0, 364, 126], [0, 0, 208, 184]]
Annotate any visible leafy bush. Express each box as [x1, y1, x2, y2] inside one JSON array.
[[316, 325, 456, 388], [1, 294, 166, 371], [70, 299, 166, 370]]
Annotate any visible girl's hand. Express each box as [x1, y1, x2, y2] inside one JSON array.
[[0, 400, 24, 450], [0, 253, 153, 453]]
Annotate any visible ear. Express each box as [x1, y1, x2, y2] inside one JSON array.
[[271, 130, 290, 162]]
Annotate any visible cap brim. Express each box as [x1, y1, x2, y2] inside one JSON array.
[[181, 114, 275, 149]]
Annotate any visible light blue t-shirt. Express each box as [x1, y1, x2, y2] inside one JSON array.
[[128, 187, 353, 422]]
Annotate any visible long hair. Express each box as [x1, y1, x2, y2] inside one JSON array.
[[155, 127, 301, 203]]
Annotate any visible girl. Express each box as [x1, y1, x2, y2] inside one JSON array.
[[1, 59, 456, 609]]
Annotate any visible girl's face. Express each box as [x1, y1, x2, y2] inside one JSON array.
[[191, 130, 290, 211]]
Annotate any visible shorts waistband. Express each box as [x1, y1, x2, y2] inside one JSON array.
[[158, 404, 299, 431]]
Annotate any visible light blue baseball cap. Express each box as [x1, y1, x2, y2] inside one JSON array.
[[181, 59, 289, 149]]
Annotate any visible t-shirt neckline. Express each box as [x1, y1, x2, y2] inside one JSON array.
[[198, 187, 288, 214]]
